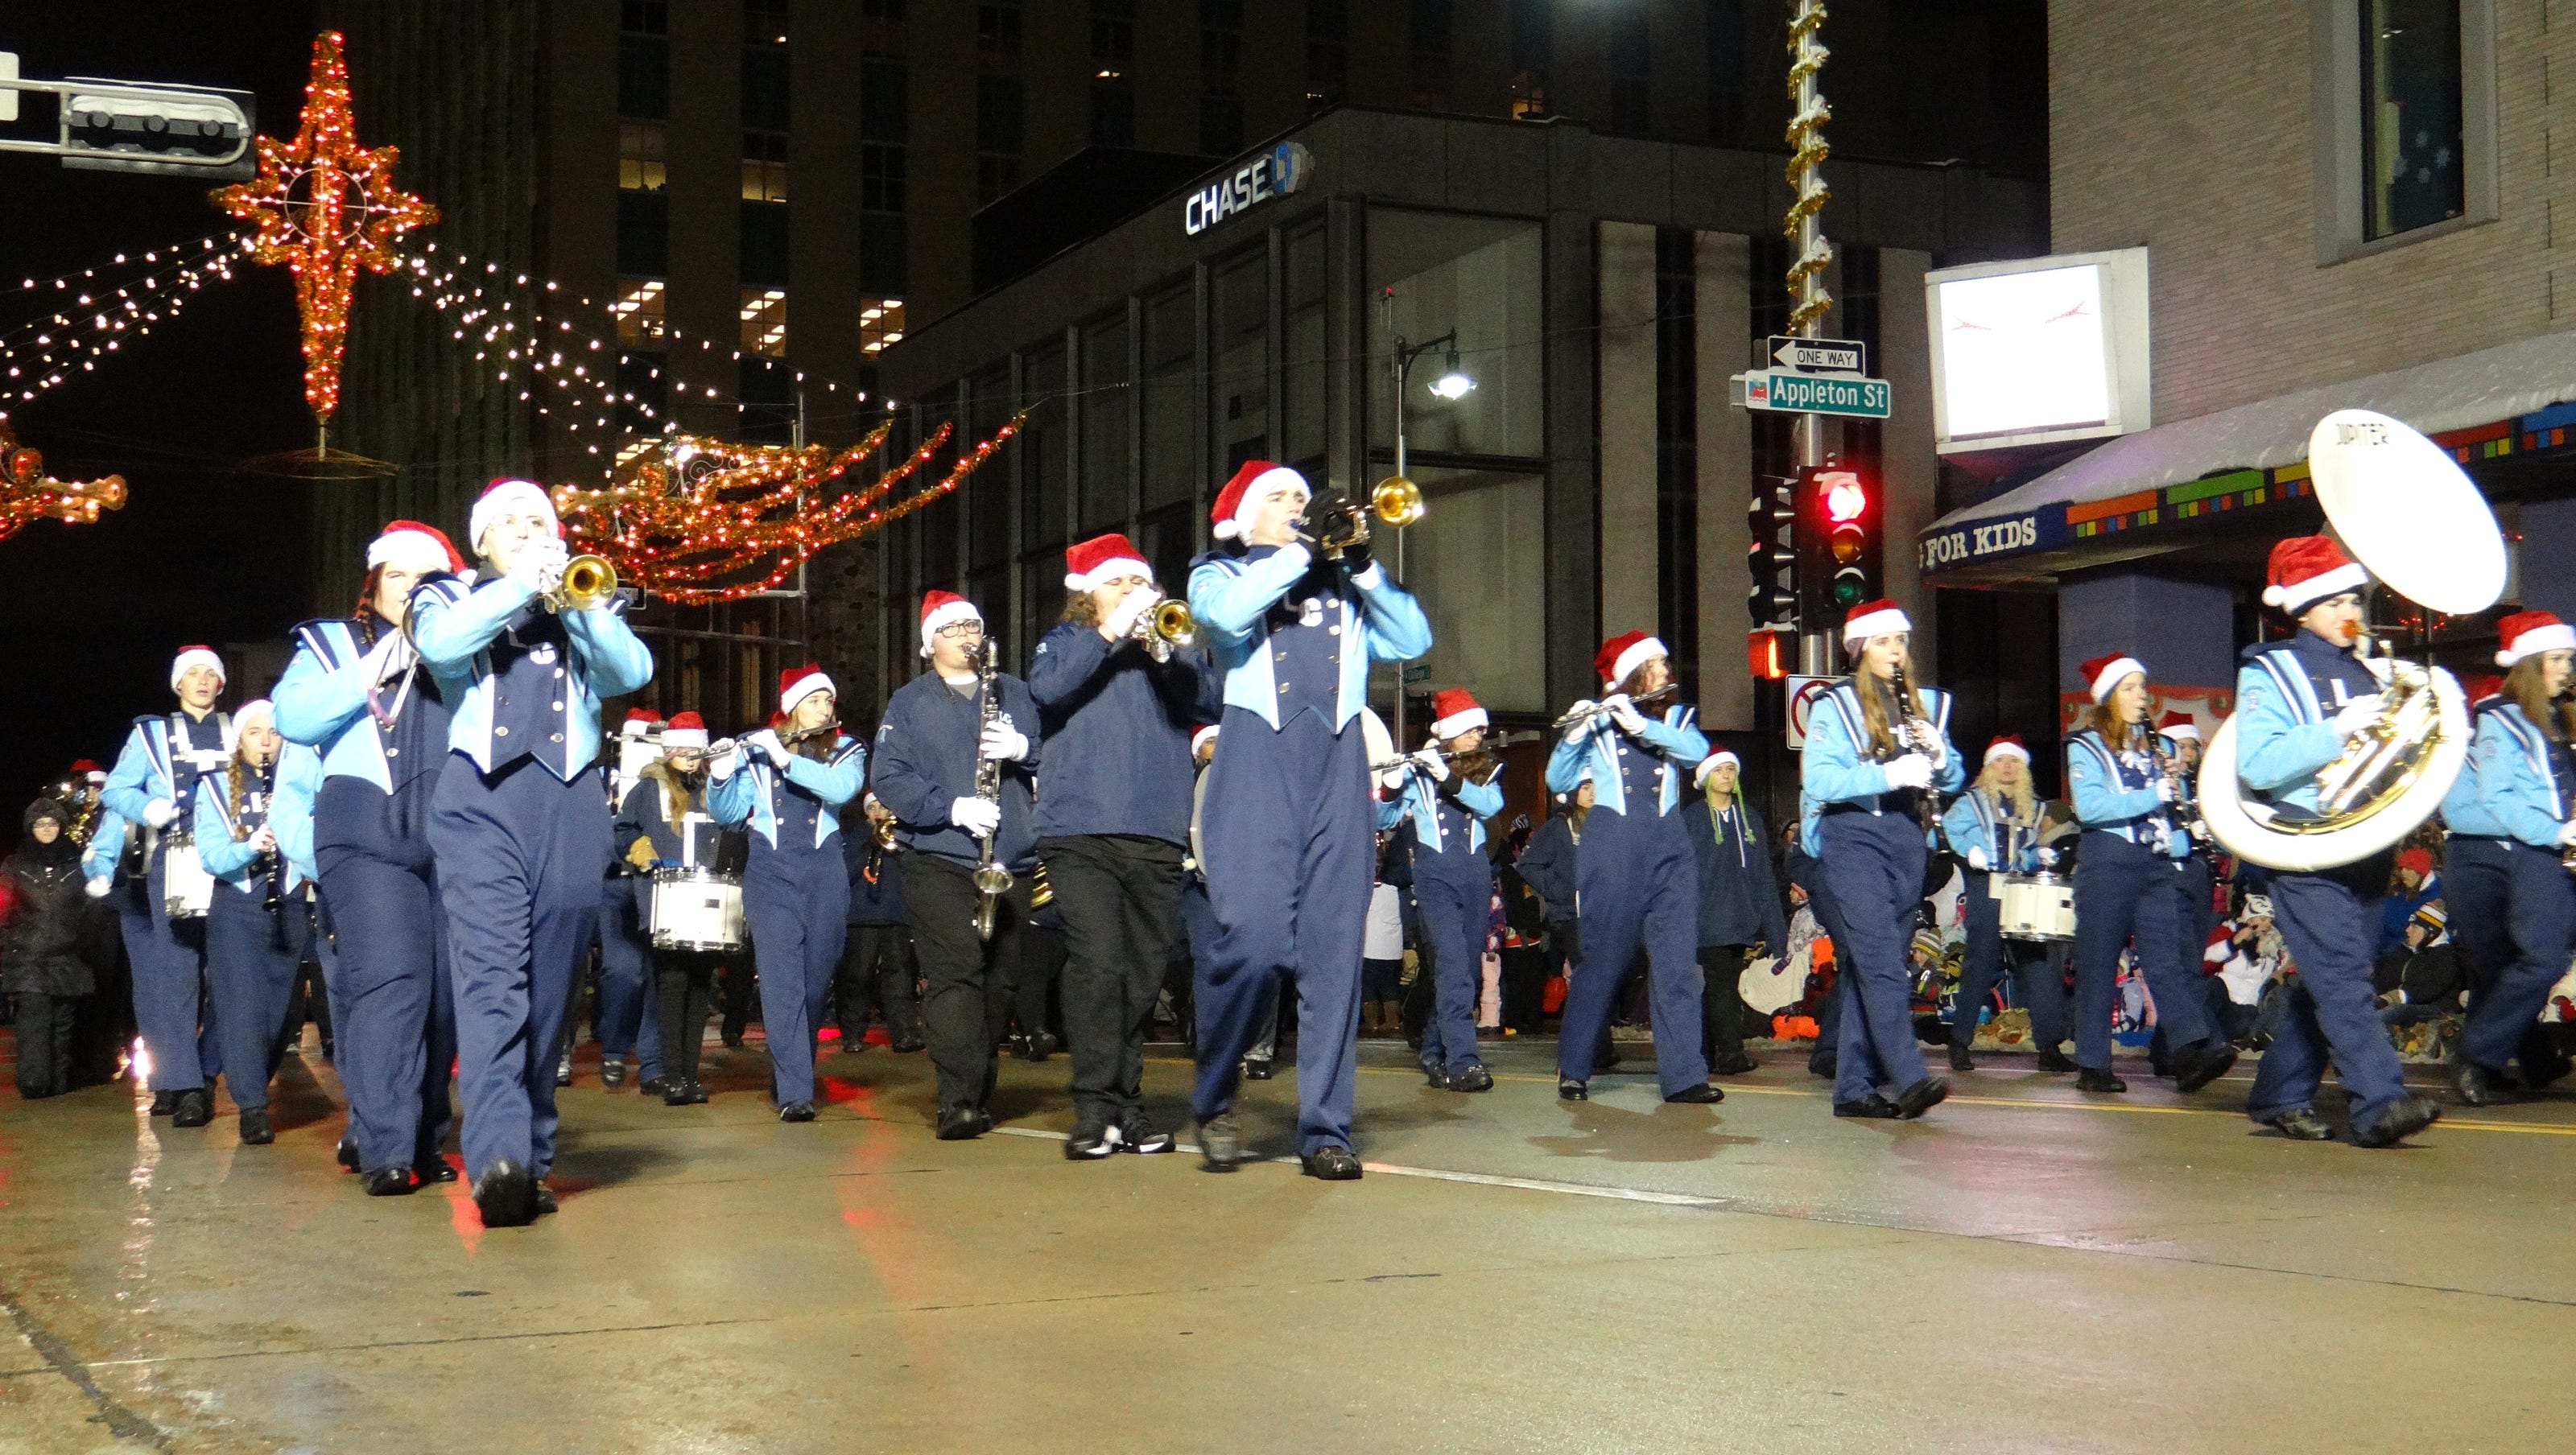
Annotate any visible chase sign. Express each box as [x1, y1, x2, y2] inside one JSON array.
[[1183, 142, 1312, 236]]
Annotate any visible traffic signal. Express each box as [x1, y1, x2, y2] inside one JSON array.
[[0, 59, 256, 179], [1746, 627, 1791, 680], [1744, 474, 1798, 628], [1806, 461, 1880, 612]]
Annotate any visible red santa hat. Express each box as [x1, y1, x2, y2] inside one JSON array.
[[2396, 847, 2434, 877], [2156, 711, 2199, 742], [2496, 609, 2576, 667], [1063, 532, 1152, 592], [1693, 749, 1741, 788], [2464, 672, 2504, 702], [1841, 597, 1909, 645], [1209, 459, 1307, 542], [224, 698, 275, 751], [169, 645, 225, 691], [919, 590, 980, 657], [620, 707, 663, 738], [1429, 688, 1488, 740], [779, 662, 835, 713], [467, 477, 561, 551], [1594, 631, 1667, 688], [70, 758, 103, 785], [1191, 723, 1221, 756], [660, 711, 709, 751], [1984, 735, 2030, 765], [2081, 653, 2147, 703], [2261, 535, 2368, 613], [367, 519, 466, 575]]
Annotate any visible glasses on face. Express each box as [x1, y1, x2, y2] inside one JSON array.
[[935, 621, 984, 641]]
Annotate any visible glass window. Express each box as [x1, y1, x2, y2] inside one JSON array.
[[1080, 314, 1132, 531], [618, 122, 667, 192], [741, 130, 789, 201], [741, 201, 790, 286], [1282, 222, 1327, 475], [968, 371, 1013, 571], [1509, 0, 1550, 118], [739, 286, 787, 357], [1092, 81, 1136, 146], [1140, 286, 1196, 513], [616, 350, 667, 437], [742, 47, 791, 131], [1199, 93, 1243, 157], [745, 0, 788, 44], [1395, 465, 1546, 713], [1139, 501, 1196, 596], [860, 297, 906, 357], [1211, 250, 1267, 481], [619, 4, 671, 120], [617, 190, 668, 276], [1024, 346, 1069, 550], [613, 278, 667, 346], [1307, 0, 1348, 110], [979, 2, 1023, 69], [860, 60, 909, 142], [1368, 212, 1543, 462], [861, 213, 908, 298], [1411, 0, 1453, 108], [2363, 0, 2466, 240]]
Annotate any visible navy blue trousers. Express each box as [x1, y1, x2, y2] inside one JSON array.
[[2443, 835, 2510, 1000], [2070, 834, 2216, 1070], [1555, 806, 1708, 1098], [204, 880, 308, 1112], [2461, 840, 2573, 1074], [116, 846, 213, 1092], [428, 756, 608, 1182], [592, 875, 663, 1080], [744, 840, 851, 1107], [1193, 707, 1371, 1155], [1818, 810, 1931, 1105], [2248, 855, 2409, 1131], [1413, 864, 1491, 1075], [317, 777, 457, 1176], [1952, 869, 2066, 1052]]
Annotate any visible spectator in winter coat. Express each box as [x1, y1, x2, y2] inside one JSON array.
[[1681, 752, 1787, 1075], [5, 799, 99, 1098]]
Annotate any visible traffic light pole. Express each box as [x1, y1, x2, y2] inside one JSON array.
[[1784, 0, 1834, 675]]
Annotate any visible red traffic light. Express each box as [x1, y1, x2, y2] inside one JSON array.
[[1819, 470, 1867, 524], [1746, 628, 1790, 681]]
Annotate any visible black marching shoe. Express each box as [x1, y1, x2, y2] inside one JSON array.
[[150, 1089, 178, 1117], [2075, 1067, 2128, 1094], [1242, 1056, 1275, 1081], [1556, 1077, 1588, 1102], [684, 1079, 711, 1105], [2522, 1053, 2574, 1092], [890, 1034, 927, 1053], [638, 1076, 673, 1100], [935, 1106, 985, 1140], [1711, 1050, 1760, 1076], [336, 1136, 361, 1172], [1117, 1107, 1174, 1153], [171, 1088, 213, 1127], [415, 1157, 459, 1184], [237, 1107, 274, 1145], [1947, 1045, 1975, 1073], [778, 1101, 816, 1123], [472, 1159, 536, 1227], [1065, 1119, 1121, 1159], [2035, 1047, 2078, 1074], [531, 1182, 558, 1216], [1834, 1093, 1900, 1119], [2173, 1041, 2240, 1094], [2258, 1106, 2334, 1141], [1664, 1083, 1724, 1104], [2452, 1060, 2508, 1107], [1895, 1077, 1949, 1119], [1422, 1062, 1449, 1089], [361, 1165, 417, 1197], [1196, 1113, 1242, 1172], [2355, 1093, 2443, 1148], [1300, 1144, 1363, 1181], [600, 1055, 626, 1087], [1447, 1063, 1495, 1094], [663, 1078, 698, 1107]]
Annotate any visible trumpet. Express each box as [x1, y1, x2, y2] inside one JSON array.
[[543, 553, 619, 612], [1126, 595, 1197, 660], [1298, 476, 1426, 560]]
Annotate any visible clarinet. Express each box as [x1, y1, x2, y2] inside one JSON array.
[[1886, 662, 1940, 833], [968, 638, 1015, 942], [2148, 729, 2199, 851]]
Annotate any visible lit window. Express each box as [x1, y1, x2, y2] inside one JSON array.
[[741, 131, 790, 201], [618, 122, 667, 192], [860, 297, 906, 356], [741, 286, 789, 357], [613, 278, 667, 345]]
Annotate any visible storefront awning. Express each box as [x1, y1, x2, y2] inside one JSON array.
[[1919, 330, 2576, 579]]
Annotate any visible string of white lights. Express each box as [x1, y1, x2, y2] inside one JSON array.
[[0, 236, 252, 411]]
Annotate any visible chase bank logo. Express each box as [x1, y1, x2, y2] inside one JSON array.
[[1183, 142, 1313, 236]]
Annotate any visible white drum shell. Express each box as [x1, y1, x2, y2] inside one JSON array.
[[650, 867, 747, 952], [1996, 872, 2075, 942], [162, 840, 214, 921]]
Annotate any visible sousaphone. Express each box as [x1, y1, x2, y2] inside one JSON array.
[[2198, 410, 2508, 872]]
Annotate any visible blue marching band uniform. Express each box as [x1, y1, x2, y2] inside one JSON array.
[[1379, 687, 1505, 1094], [1936, 740, 2066, 1070], [190, 709, 321, 1144]]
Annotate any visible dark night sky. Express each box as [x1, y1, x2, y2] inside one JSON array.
[[0, 6, 321, 825]]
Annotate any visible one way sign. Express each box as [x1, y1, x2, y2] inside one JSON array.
[[1768, 334, 1865, 375]]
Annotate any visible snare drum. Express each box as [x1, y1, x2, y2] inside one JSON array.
[[650, 866, 747, 952], [1996, 872, 2076, 942], [161, 838, 214, 921]]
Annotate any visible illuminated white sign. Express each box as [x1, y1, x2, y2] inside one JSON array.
[[1926, 248, 2151, 453], [1183, 142, 1312, 236]]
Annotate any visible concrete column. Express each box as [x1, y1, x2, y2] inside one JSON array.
[[1880, 248, 1938, 675], [1596, 221, 1660, 643], [2058, 570, 2238, 701], [1544, 206, 1598, 707], [2517, 497, 2576, 620], [1695, 231, 1753, 732]]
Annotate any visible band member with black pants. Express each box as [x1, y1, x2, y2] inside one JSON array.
[[1187, 461, 1432, 1179], [2064, 654, 2236, 1096], [836, 793, 923, 1053], [710, 666, 865, 1121], [1683, 750, 1786, 1077], [1027, 532, 1219, 1157], [2231, 537, 2442, 1145], [615, 712, 735, 1106], [594, 709, 663, 1093], [870, 591, 1041, 1141], [1380, 688, 1505, 1094], [1938, 736, 2070, 1072], [193, 703, 318, 1147], [412, 479, 654, 1226], [101, 646, 234, 1127]]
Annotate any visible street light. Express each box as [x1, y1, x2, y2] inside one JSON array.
[[1380, 293, 1476, 746], [1429, 344, 1476, 401]]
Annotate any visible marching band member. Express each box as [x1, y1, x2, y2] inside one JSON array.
[[2448, 612, 2576, 1106], [1379, 687, 1505, 1094], [2230, 538, 2442, 1144], [615, 711, 733, 1106], [2063, 656, 2235, 1095], [1798, 600, 1961, 1119], [870, 593, 1042, 1141], [1546, 631, 1720, 1104], [836, 793, 923, 1053], [1186, 461, 1431, 1177], [1938, 736, 2069, 1073], [1684, 750, 1786, 1077], [275, 520, 465, 1193], [1027, 533, 1219, 1156], [411, 479, 654, 1226], [101, 645, 234, 1127], [593, 708, 664, 1091], [192, 701, 320, 1147], [708, 666, 866, 1120]]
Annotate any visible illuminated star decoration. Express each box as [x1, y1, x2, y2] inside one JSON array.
[[0, 420, 126, 544], [555, 411, 1029, 606], [213, 31, 437, 425]]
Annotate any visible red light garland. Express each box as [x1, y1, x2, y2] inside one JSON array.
[[555, 410, 1030, 605], [213, 31, 437, 426], [0, 421, 126, 543]]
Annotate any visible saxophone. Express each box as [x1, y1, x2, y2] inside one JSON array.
[[969, 637, 1014, 942]]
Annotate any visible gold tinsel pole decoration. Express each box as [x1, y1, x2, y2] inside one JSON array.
[[0, 420, 126, 544], [1783, 0, 1834, 334]]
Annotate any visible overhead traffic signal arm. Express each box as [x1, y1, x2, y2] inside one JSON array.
[[0, 60, 255, 179]]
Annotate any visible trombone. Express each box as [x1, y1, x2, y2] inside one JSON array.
[[1298, 476, 1426, 561]]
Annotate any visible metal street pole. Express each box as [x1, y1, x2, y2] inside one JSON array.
[[1785, 0, 1834, 674], [1390, 317, 1410, 749]]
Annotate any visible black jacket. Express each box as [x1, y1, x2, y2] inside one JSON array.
[[1682, 798, 1790, 951], [1517, 814, 1579, 925], [3, 802, 94, 997]]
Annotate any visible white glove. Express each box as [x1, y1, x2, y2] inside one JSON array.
[[1413, 748, 1450, 783], [1101, 586, 1154, 641], [979, 721, 1030, 763], [2331, 694, 2384, 737], [513, 536, 567, 592], [2557, 821, 2576, 848], [250, 826, 277, 853], [361, 628, 413, 686], [1604, 693, 1649, 736], [142, 798, 175, 829], [952, 795, 1001, 839], [707, 748, 742, 782], [85, 875, 112, 899], [2189, 819, 2209, 842], [2036, 847, 2060, 868], [1559, 701, 1598, 742], [1377, 762, 1412, 793], [2360, 653, 2395, 688], [2154, 777, 2176, 804], [1967, 847, 1989, 872], [753, 731, 790, 768], [1882, 754, 1934, 791]]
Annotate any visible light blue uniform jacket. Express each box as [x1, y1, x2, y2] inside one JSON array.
[[1186, 546, 1432, 729], [708, 732, 868, 849], [1796, 678, 1962, 857]]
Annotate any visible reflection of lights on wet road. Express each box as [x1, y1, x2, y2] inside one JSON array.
[[130, 1037, 152, 1090]]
